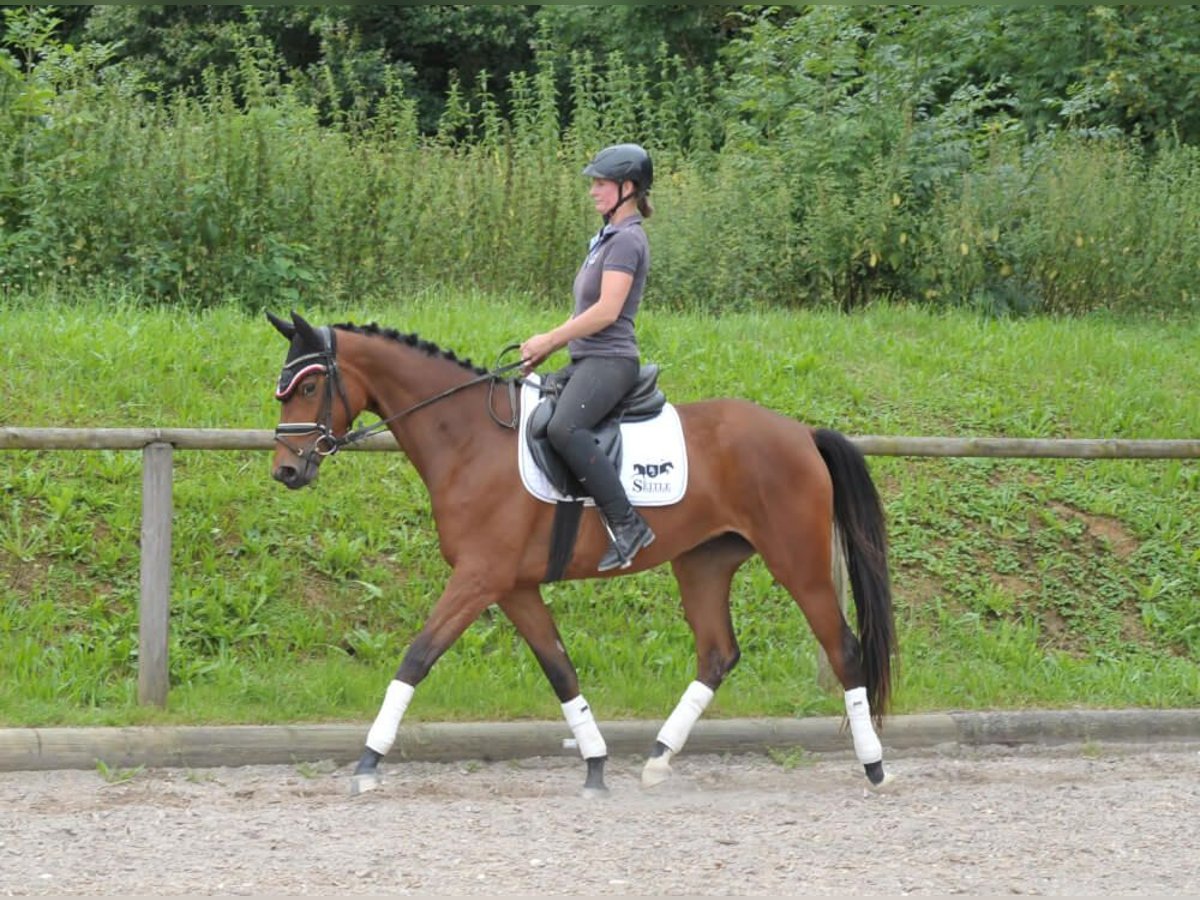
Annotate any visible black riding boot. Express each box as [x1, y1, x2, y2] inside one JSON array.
[[597, 504, 655, 572]]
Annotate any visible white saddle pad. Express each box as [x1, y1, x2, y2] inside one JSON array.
[[517, 376, 688, 507]]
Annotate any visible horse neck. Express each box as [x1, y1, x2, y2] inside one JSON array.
[[344, 330, 507, 490]]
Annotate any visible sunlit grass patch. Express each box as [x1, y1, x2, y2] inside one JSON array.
[[1, 291, 1197, 726]]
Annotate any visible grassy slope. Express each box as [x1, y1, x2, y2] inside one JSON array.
[[1, 290, 1197, 727]]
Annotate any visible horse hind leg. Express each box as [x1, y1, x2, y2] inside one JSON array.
[[756, 533, 892, 789], [644, 533, 752, 788]]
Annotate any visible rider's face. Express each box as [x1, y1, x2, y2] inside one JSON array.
[[589, 177, 624, 215]]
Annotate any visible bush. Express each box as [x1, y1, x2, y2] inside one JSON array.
[[1, 9, 1197, 316]]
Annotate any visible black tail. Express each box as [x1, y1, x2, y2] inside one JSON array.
[[813, 428, 896, 720]]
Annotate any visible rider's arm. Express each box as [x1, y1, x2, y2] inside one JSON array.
[[521, 270, 634, 369]]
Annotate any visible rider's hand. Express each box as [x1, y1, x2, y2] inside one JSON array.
[[520, 333, 557, 375]]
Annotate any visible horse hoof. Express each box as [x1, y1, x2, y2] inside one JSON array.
[[349, 772, 381, 796], [581, 785, 610, 800], [869, 770, 897, 792], [864, 761, 896, 793], [641, 756, 673, 788]]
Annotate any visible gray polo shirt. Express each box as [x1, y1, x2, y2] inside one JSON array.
[[567, 214, 648, 360]]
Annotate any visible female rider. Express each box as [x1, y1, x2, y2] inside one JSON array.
[[520, 143, 656, 572]]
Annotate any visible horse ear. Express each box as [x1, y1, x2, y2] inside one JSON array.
[[290, 312, 324, 350], [290, 310, 320, 348], [266, 310, 295, 340]]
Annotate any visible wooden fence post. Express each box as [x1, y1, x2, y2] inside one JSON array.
[[138, 442, 172, 707]]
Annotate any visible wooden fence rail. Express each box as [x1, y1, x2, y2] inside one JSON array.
[[2, 427, 1197, 706], [4, 427, 1200, 458]]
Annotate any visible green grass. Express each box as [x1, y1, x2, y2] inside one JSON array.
[[1, 288, 1197, 727]]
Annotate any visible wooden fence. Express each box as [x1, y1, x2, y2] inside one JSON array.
[[3, 426, 1198, 707]]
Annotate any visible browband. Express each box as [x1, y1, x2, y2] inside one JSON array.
[[275, 362, 327, 400], [275, 326, 336, 400]]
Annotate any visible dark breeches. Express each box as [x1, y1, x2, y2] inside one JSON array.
[[545, 355, 639, 517]]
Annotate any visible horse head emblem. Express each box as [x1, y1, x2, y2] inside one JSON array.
[[633, 461, 674, 479]]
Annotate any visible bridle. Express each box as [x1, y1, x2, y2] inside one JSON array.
[[273, 327, 525, 464]]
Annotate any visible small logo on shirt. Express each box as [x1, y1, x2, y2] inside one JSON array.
[[586, 226, 617, 266]]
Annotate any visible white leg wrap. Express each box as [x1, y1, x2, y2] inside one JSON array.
[[562, 694, 607, 760], [365, 680, 415, 756], [845, 686, 883, 765], [656, 681, 714, 753]]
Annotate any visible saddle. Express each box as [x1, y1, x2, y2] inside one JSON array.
[[525, 364, 666, 498]]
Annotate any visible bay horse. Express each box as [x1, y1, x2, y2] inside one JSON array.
[[267, 310, 896, 796]]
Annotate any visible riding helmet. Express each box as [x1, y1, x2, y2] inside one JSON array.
[[582, 143, 654, 196]]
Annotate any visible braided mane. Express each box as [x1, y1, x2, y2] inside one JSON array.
[[332, 322, 490, 376]]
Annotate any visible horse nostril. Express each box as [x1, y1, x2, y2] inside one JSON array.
[[273, 465, 298, 486]]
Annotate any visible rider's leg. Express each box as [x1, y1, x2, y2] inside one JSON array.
[[545, 355, 654, 570]]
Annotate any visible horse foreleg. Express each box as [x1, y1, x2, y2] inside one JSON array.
[[352, 679, 415, 794], [498, 587, 609, 798], [644, 535, 751, 788], [351, 573, 497, 796]]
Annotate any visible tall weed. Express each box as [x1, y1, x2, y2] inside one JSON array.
[[1, 20, 1198, 314]]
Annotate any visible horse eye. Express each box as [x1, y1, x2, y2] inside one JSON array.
[[301, 381, 317, 398]]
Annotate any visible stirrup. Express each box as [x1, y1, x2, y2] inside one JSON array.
[[598, 515, 655, 572]]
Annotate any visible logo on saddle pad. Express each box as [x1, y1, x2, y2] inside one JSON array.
[[518, 378, 688, 507], [632, 461, 675, 495]]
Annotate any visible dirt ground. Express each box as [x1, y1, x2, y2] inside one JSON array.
[[2, 741, 1197, 896]]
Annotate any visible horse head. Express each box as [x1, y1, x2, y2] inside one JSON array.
[[267, 310, 359, 490]]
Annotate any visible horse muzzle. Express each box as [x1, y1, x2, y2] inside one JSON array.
[[273, 423, 339, 489], [272, 457, 320, 490]]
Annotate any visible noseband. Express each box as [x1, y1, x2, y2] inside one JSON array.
[[274, 331, 525, 462]]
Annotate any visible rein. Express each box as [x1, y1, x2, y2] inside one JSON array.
[[274, 335, 526, 462]]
